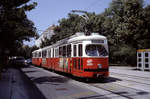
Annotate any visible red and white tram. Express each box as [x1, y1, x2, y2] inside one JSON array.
[[32, 32, 109, 78]]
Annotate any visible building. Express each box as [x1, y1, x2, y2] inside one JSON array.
[[35, 26, 55, 47]]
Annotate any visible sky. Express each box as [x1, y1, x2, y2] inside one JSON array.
[[25, 0, 150, 46]]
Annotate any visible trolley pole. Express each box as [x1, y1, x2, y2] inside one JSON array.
[[71, 10, 90, 35]]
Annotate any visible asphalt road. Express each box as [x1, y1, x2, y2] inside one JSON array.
[[2, 65, 149, 99], [21, 66, 102, 99], [22, 65, 147, 99]]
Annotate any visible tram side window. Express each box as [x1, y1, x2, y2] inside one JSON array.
[[42, 51, 44, 58], [55, 48, 58, 57], [59, 47, 63, 57], [36, 52, 38, 58], [53, 49, 55, 58], [35, 52, 37, 58], [34, 52, 36, 58], [78, 44, 82, 56], [46, 50, 48, 58], [32, 53, 34, 58], [67, 44, 71, 57], [63, 46, 66, 57], [39, 52, 41, 57], [45, 51, 47, 58], [48, 50, 51, 58], [73, 45, 77, 57], [42, 50, 46, 58], [57, 48, 59, 57]]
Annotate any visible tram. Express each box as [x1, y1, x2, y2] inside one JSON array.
[[32, 32, 109, 78]]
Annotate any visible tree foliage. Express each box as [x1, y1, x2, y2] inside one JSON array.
[[0, 0, 38, 65], [18, 45, 38, 59], [41, 0, 150, 65]]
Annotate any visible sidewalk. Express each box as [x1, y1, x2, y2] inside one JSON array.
[[0, 69, 12, 99], [0, 68, 46, 99], [110, 66, 150, 78]]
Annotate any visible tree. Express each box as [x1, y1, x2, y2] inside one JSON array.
[[40, 13, 83, 47], [0, 0, 38, 66], [40, 0, 150, 65], [142, 5, 150, 48], [18, 45, 39, 58]]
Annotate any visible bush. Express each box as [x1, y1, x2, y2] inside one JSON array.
[[109, 45, 137, 66]]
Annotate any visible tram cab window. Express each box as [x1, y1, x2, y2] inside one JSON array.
[[86, 45, 108, 56]]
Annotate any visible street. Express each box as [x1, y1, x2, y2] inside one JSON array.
[[20, 65, 150, 99]]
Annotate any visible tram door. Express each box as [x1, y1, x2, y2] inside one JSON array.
[[73, 44, 83, 73], [42, 50, 47, 67], [78, 44, 83, 71], [73, 44, 77, 72]]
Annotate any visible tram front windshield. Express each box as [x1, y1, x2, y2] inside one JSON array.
[[86, 45, 108, 56]]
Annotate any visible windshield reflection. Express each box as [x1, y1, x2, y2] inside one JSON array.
[[86, 45, 108, 56]]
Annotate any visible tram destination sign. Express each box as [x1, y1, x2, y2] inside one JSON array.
[[92, 40, 104, 43]]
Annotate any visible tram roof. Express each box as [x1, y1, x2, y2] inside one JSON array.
[[36, 32, 107, 51], [32, 48, 42, 53], [68, 32, 106, 43]]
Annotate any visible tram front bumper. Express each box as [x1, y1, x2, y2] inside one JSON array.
[[83, 68, 109, 78], [84, 68, 109, 72]]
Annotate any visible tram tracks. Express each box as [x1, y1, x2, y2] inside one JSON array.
[[87, 79, 150, 99], [90, 83, 137, 99], [83, 71, 150, 99], [110, 72, 150, 86], [110, 72, 150, 80], [31, 66, 150, 99]]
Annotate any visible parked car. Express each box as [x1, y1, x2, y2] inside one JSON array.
[[24, 59, 32, 65], [8, 57, 25, 66], [15, 57, 25, 66]]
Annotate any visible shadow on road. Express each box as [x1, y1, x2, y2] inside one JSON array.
[[75, 76, 122, 84], [30, 76, 70, 84], [23, 70, 37, 73]]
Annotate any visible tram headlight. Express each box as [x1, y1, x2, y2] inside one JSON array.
[[98, 64, 102, 68], [87, 59, 93, 66]]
